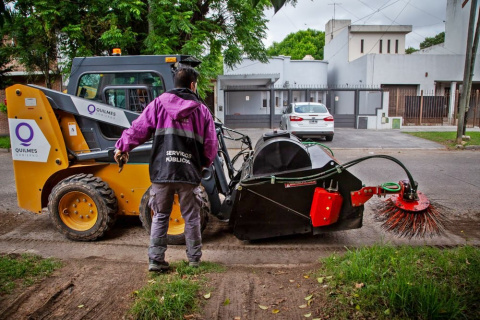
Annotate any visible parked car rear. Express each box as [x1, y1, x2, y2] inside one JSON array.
[[280, 102, 334, 141]]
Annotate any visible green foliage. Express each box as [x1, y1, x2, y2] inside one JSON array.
[[4, 0, 271, 96], [420, 31, 445, 50], [0, 254, 62, 294], [129, 261, 225, 320], [0, 137, 10, 149], [318, 245, 480, 319], [252, 0, 296, 13], [405, 47, 419, 54], [266, 29, 325, 60], [404, 131, 480, 149]]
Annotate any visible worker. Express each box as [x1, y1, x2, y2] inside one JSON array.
[[114, 66, 218, 271]]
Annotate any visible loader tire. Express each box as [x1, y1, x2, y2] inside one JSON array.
[[139, 185, 210, 245], [48, 174, 118, 241]]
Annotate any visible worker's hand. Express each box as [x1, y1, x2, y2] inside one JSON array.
[[114, 149, 129, 173]]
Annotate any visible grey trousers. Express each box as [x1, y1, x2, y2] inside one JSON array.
[[148, 182, 202, 263]]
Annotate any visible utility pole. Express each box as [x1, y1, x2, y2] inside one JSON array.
[[457, 0, 479, 144]]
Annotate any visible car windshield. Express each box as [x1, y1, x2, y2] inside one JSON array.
[[294, 104, 327, 113]]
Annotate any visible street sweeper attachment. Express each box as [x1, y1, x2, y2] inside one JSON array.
[[228, 132, 445, 240]]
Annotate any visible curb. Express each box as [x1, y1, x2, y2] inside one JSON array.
[[0, 148, 10, 153]]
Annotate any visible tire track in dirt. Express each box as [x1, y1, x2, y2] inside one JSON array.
[[0, 259, 146, 320]]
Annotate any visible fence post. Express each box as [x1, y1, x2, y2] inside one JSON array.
[[474, 90, 479, 128], [419, 90, 424, 125]]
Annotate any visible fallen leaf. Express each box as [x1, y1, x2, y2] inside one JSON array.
[[353, 293, 359, 297], [317, 277, 324, 284], [303, 275, 310, 279], [148, 279, 156, 284], [272, 309, 280, 314], [78, 305, 84, 308], [159, 296, 164, 303], [203, 292, 211, 299], [304, 294, 313, 301], [355, 283, 365, 289], [384, 308, 390, 315], [259, 305, 269, 310], [307, 299, 313, 306], [326, 276, 333, 279], [223, 298, 230, 306], [299, 304, 307, 309], [183, 315, 194, 319], [355, 305, 361, 310], [234, 317, 241, 320], [313, 318, 321, 320], [274, 271, 287, 275], [289, 280, 295, 283], [304, 312, 312, 318], [133, 290, 139, 296]]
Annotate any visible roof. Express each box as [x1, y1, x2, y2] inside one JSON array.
[[349, 25, 412, 34]]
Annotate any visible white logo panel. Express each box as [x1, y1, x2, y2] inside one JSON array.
[[71, 96, 131, 128], [9, 119, 51, 162]]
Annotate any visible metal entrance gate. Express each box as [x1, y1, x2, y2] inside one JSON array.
[[223, 86, 383, 129]]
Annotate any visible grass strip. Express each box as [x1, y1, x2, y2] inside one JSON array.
[[317, 245, 479, 319], [0, 136, 10, 149], [0, 254, 62, 294], [404, 131, 480, 148], [129, 261, 225, 320]]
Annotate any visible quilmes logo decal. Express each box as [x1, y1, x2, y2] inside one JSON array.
[[87, 104, 96, 115], [8, 118, 51, 163], [71, 96, 131, 128], [87, 104, 116, 118], [15, 122, 34, 146]]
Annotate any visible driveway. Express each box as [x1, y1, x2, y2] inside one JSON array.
[[225, 126, 446, 150]]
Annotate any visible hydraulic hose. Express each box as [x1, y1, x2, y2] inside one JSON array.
[[240, 155, 419, 195]]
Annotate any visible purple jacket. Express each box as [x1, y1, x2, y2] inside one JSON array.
[[115, 88, 218, 184]]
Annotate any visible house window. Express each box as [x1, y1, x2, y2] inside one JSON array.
[[395, 39, 399, 53], [361, 39, 364, 53], [379, 40, 383, 53], [387, 40, 391, 53]]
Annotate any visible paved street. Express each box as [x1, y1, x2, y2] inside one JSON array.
[[0, 127, 478, 265]]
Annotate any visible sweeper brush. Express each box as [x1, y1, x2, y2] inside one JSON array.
[[375, 184, 446, 238], [344, 156, 446, 238]]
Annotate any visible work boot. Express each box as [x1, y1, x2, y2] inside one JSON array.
[[148, 259, 170, 272], [189, 261, 200, 268]]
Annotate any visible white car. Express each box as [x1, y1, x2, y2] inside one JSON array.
[[280, 102, 334, 141]]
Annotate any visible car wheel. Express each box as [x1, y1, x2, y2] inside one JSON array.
[[325, 135, 334, 142]]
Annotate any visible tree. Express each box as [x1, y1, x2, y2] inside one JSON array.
[[144, 0, 270, 95], [405, 47, 418, 54], [253, 0, 296, 13], [420, 32, 445, 49], [266, 29, 325, 60], [4, 0, 271, 96]]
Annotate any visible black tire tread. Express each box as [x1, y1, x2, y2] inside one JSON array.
[[48, 174, 118, 241]]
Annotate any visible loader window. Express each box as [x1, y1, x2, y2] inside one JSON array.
[[76, 72, 165, 105]]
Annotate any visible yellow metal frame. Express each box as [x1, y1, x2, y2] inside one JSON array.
[[7, 85, 69, 213], [7, 84, 186, 239]]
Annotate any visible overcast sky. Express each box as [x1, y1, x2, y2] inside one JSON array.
[[263, 0, 447, 49]]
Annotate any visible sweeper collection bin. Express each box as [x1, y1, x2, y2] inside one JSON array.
[[229, 131, 365, 241]]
